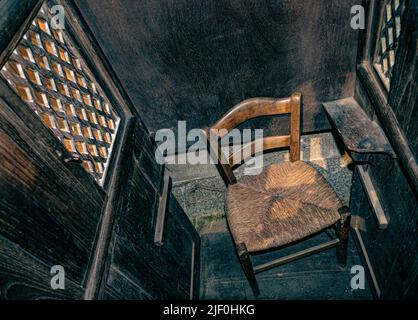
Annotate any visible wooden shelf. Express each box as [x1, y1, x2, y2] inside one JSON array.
[[323, 97, 396, 162]]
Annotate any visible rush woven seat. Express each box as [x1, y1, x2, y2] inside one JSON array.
[[226, 161, 342, 252]]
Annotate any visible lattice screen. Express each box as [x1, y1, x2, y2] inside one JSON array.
[[1, 3, 120, 184], [375, 0, 405, 87]]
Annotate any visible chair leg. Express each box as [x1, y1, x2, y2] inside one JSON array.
[[237, 243, 260, 297], [336, 206, 351, 267]]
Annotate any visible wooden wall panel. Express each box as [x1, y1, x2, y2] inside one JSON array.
[[350, 1, 418, 299], [367, 156, 418, 298], [133, 123, 165, 194], [0, 235, 84, 300], [0, 80, 106, 290], [103, 266, 152, 300], [105, 122, 200, 299], [74, 0, 358, 146], [0, 0, 41, 67], [350, 160, 418, 298], [388, 2, 418, 160], [384, 206, 418, 298]]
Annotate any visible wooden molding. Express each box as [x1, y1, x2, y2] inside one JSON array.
[[154, 169, 172, 246]]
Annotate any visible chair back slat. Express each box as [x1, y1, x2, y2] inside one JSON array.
[[212, 97, 291, 137], [228, 135, 291, 167], [207, 92, 302, 185], [289, 92, 302, 162]]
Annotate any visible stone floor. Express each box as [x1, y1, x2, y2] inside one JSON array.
[[166, 132, 373, 299]]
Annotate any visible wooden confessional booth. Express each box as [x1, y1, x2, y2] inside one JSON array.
[[0, 0, 416, 300]]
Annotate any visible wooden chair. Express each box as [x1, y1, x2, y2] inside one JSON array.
[[204, 92, 351, 296]]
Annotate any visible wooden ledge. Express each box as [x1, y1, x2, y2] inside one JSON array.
[[323, 97, 396, 162]]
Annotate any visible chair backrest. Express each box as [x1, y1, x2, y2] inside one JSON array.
[[204, 92, 302, 186]]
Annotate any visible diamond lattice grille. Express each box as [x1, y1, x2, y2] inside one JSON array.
[[1, 4, 120, 183]]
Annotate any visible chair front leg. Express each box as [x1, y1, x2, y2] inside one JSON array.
[[237, 243, 260, 297], [336, 206, 351, 267]]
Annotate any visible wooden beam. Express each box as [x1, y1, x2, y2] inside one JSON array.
[[189, 241, 196, 300], [84, 117, 136, 300]]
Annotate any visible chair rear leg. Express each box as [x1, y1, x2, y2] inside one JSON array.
[[237, 243, 260, 297], [336, 206, 351, 267]]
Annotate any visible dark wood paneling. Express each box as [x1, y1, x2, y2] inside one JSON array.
[[350, 161, 418, 298], [109, 170, 198, 299], [134, 124, 165, 194], [356, 1, 418, 194], [0, 0, 42, 67], [0, 78, 105, 288], [105, 122, 200, 299], [384, 206, 417, 298], [357, 62, 418, 194], [367, 155, 418, 298], [389, 2, 418, 160], [0, 235, 83, 300], [103, 266, 152, 300], [166, 195, 200, 300], [74, 0, 358, 141], [351, 1, 418, 298], [1, 0, 200, 300]]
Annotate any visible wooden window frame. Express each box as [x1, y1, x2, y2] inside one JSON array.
[[372, 0, 405, 91], [356, 0, 418, 194], [0, 0, 135, 192], [357, 0, 408, 102], [358, 0, 391, 100]]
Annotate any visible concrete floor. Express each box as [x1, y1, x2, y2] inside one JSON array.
[[166, 132, 373, 299]]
